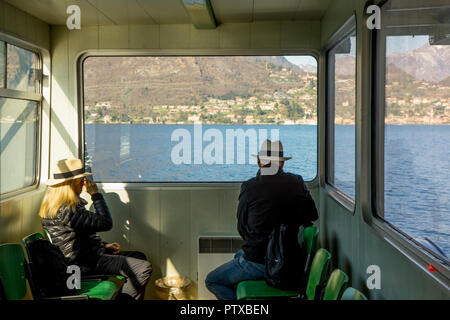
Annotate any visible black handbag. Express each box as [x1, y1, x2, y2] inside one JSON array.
[[264, 224, 307, 291]]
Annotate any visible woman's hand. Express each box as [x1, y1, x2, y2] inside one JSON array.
[[105, 242, 121, 255], [84, 180, 99, 195]]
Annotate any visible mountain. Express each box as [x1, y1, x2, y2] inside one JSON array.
[[298, 64, 317, 74], [387, 44, 450, 83], [335, 55, 356, 76], [439, 76, 450, 87], [84, 56, 307, 107], [386, 63, 416, 83]]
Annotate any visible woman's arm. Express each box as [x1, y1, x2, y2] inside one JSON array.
[[68, 181, 113, 233]]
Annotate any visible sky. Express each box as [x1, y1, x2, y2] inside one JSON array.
[[386, 35, 429, 55], [285, 35, 429, 67], [284, 55, 317, 67]]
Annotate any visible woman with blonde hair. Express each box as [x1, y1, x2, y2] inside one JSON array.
[[39, 158, 152, 300]]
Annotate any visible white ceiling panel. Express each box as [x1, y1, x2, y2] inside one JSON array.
[[135, 0, 190, 24], [5, 0, 332, 26], [253, 0, 300, 21], [87, 0, 157, 25], [210, 0, 254, 23]]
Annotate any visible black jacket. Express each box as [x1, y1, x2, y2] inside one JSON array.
[[237, 168, 318, 264], [41, 193, 112, 268]]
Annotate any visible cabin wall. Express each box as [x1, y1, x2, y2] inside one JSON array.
[[49, 21, 322, 299], [0, 0, 49, 50], [318, 0, 449, 299], [0, 0, 49, 245]]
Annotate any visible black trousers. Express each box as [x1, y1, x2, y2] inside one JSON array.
[[95, 251, 152, 300]]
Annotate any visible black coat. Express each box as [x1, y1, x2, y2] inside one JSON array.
[[237, 168, 318, 264], [41, 193, 112, 268]]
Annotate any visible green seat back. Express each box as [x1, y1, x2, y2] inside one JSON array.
[[305, 248, 331, 300], [341, 287, 367, 300], [22, 233, 44, 259], [0, 244, 27, 300], [43, 229, 53, 244], [323, 269, 349, 300], [302, 226, 318, 255]]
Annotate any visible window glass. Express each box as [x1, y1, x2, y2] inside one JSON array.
[[0, 98, 38, 194], [327, 30, 356, 199], [83, 56, 318, 182], [380, 1, 450, 258], [7, 44, 40, 93]]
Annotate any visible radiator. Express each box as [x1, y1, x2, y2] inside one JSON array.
[[197, 236, 244, 300]]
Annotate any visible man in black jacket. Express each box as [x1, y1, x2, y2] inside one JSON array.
[[205, 140, 318, 300]]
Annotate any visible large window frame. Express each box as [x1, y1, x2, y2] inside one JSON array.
[[370, 0, 450, 281], [77, 50, 320, 186], [325, 15, 357, 213], [0, 34, 43, 198]]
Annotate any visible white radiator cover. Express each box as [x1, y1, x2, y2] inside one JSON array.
[[197, 236, 244, 300]]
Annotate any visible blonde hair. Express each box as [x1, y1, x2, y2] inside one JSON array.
[[38, 178, 82, 219]]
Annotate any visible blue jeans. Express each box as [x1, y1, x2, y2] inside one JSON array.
[[205, 249, 265, 300]]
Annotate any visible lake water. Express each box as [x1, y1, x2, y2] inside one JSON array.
[[85, 124, 449, 257]]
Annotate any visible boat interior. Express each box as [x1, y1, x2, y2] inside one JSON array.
[[0, 0, 449, 300]]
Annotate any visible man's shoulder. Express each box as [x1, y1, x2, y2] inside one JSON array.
[[281, 171, 305, 184]]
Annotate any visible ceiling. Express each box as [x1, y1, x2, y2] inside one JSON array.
[[5, 0, 333, 26]]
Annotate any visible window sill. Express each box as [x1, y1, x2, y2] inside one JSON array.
[[324, 183, 356, 214], [370, 216, 450, 288]]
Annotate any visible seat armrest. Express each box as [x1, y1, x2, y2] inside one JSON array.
[[43, 295, 89, 300], [81, 274, 109, 281]]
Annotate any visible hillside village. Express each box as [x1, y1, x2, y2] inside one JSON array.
[[85, 64, 319, 125], [83, 55, 449, 125]]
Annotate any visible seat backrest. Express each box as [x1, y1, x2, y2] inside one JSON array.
[[305, 248, 331, 300], [323, 269, 349, 300], [22, 233, 44, 259], [302, 226, 319, 255], [43, 229, 53, 244], [341, 287, 367, 300], [0, 244, 27, 300]]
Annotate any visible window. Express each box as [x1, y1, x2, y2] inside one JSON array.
[[82, 55, 318, 182], [0, 40, 41, 195], [326, 20, 357, 201], [375, 0, 450, 260]]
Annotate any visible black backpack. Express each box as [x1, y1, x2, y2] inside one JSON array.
[[27, 239, 72, 298], [264, 224, 307, 291]]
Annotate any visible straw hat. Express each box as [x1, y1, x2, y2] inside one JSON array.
[[47, 158, 92, 186], [252, 139, 292, 162]]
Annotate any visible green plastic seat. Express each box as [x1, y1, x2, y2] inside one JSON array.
[[75, 280, 120, 300], [43, 228, 53, 244], [305, 248, 331, 300], [301, 226, 319, 255], [236, 280, 299, 300], [21, 233, 124, 300], [0, 244, 28, 300], [22, 233, 44, 259], [341, 287, 367, 300], [300, 226, 319, 273], [237, 226, 319, 299], [237, 229, 324, 300], [322, 269, 349, 300]]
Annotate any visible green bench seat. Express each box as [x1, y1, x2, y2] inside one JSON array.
[[21, 233, 125, 300], [0, 242, 125, 300], [237, 242, 332, 300]]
